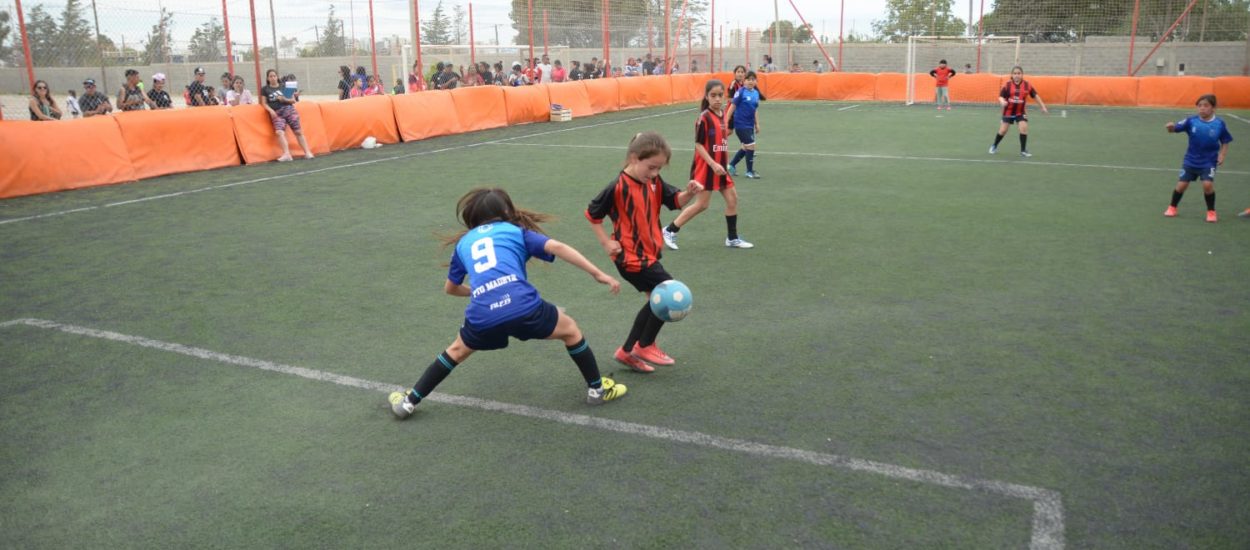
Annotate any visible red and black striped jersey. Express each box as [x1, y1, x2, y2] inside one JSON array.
[[585, 171, 683, 272], [728, 79, 743, 99], [691, 108, 732, 188], [1000, 79, 1037, 117]]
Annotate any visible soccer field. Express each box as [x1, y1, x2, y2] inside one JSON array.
[[2, 101, 1248, 548]]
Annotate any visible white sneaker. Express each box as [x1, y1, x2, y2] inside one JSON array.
[[662, 228, 679, 250], [725, 237, 754, 249], [1020, 150, 1032, 158], [988, 145, 997, 154]]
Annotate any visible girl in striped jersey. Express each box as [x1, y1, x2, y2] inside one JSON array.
[[663, 79, 754, 250], [586, 133, 704, 372], [990, 66, 1048, 157]]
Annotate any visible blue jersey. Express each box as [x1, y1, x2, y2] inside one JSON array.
[[1174, 115, 1233, 169], [732, 87, 760, 129], [448, 222, 554, 328]]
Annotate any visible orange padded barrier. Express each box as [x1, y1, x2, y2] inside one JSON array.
[[0, 117, 136, 199], [501, 85, 552, 125], [393, 90, 462, 141], [546, 81, 593, 118], [943, 73, 1003, 104], [1137, 76, 1216, 107], [115, 106, 241, 181], [450, 86, 509, 131], [1020, 76, 1071, 106], [874, 73, 908, 102], [318, 94, 400, 151], [617, 75, 673, 110], [758, 73, 820, 100], [668, 74, 704, 103], [231, 103, 330, 164], [1213, 77, 1250, 109], [817, 72, 876, 101], [582, 78, 620, 114], [1066, 77, 1139, 106]]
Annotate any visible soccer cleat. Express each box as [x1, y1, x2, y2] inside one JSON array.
[[745, 171, 761, 179], [1206, 210, 1218, 223], [1164, 205, 1178, 217], [1238, 208, 1250, 218], [389, 391, 416, 420], [662, 228, 679, 250], [725, 237, 755, 249], [988, 145, 997, 154], [586, 377, 628, 405], [1020, 150, 1032, 158], [632, 344, 675, 366], [614, 347, 655, 373], [727, 164, 737, 176], [946, 105, 952, 111]]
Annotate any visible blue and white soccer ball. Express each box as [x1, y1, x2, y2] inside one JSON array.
[[650, 280, 693, 322]]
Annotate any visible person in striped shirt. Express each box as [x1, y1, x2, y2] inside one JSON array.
[[990, 66, 1048, 158], [586, 132, 703, 373]]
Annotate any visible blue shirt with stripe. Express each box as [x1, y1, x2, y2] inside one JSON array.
[[732, 87, 761, 129], [1174, 115, 1233, 169], [448, 221, 554, 328]]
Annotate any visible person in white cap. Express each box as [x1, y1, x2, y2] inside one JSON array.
[[147, 73, 173, 109]]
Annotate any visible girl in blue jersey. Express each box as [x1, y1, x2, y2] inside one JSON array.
[[1163, 94, 1233, 223], [390, 188, 627, 419], [726, 71, 762, 179]]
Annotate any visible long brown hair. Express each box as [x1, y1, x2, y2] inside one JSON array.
[[31, 80, 56, 108], [441, 188, 552, 247]]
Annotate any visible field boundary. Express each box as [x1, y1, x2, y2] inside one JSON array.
[[1, 317, 1065, 549]]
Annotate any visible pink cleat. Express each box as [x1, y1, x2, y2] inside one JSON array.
[[1164, 205, 1177, 217], [1206, 210, 1218, 223], [632, 344, 675, 366], [614, 347, 655, 373]]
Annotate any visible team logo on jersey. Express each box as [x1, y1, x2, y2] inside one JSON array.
[[477, 224, 493, 233]]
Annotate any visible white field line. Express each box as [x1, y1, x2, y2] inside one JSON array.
[[838, 104, 862, 111], [0, 108, 696, 227], [2, 317, 1064, 549], [496, 141, 1250, 176], [1226, 113, 1250, 125]]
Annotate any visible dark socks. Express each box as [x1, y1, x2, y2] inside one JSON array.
[[638, 312, 665, 347], [993, 133, 1005, 147], [566, 338, 602, 389], [623, 303, 652, 352], [745, 150, 755, 172], [666, 222, 681, 233], [1171, 190, 1184, 207], [1205, 191, 1216, 211], [1020, 134, 1028, 152], [726, 214, 739, 240], [730, 149, 746, 167], [407, 351, 458, 405]]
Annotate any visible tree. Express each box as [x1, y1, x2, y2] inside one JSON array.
[[507, 0, 656, 49], [188, 18, 225, 62], [452, 3, 467, 45], [0, 10, 12, 63], [762, 20, 813, 44], [55, 0, 95, 65], [25, 5, 59, 66], [314, 5, 346, 56], [982, 0, 1128, 42], [872, 0, 966, 42], [423, 0, 452, 45], [141, 7, 174, 64]]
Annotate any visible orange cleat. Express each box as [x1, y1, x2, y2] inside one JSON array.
[[1164, 205, 1178, 217], [632, 344, 675, 366], [1206, 210, 1218, 223], [1238, 208, 1250, 218], [614, 347, 655, 373]]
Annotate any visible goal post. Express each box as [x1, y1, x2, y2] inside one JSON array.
[[905, 35, 1020, 106]]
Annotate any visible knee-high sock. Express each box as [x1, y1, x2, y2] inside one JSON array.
[[566, 338, 602, 389], [623, 303, 652, 352], [638, 312, 666, 348], [745, 150, 755, 172], [730, 149, 746, 167], [408, 351, 458, 405], [1020, 134, 1028, 152], [1205, 191, 1216, 211]]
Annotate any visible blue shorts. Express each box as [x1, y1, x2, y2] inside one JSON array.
[[1001, 114, 1028, 124], [1178, 165, 1217, 183], [459, 300, 559, 351], [734, 127, 756, 146]]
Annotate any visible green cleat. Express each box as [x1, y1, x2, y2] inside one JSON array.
[[389, 391, 416, 419]]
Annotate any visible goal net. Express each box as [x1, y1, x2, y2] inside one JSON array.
[[905, 36, 1020, 106]]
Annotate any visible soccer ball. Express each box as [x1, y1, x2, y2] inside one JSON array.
[[650, 280, 693, 322], [361, 136, 380, 149]]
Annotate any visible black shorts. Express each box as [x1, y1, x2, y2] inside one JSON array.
[[618, 262, 673, 293], [458, 300, 560, 351], [1001, 114, 1028, 124]]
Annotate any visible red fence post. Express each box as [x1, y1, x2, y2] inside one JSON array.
[[413, 0, 423, 83], [1128, 0, 1141, 75], [14, 0, 36, 89], [369, 0, 378, 78], [223, 0, 234, 77], [470, 2, 476, 66], [248, 0, 262, 96]]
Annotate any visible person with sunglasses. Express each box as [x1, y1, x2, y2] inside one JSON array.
[[78, 78, 113, 117], [28, 80, 62, 121]]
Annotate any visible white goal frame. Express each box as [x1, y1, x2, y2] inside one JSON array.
[[905, 35, 1020, 106]]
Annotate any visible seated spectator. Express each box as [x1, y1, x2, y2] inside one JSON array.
[[65, 89, 81, 118], [350, 77, 365, 98], [477, 62, 494, 85], [78, 79, 113, 117], [690, 59, 700, 73], [261, 68, 314, 162], [438, 64, 461, 90], [28, 80, 62, 121], [188, 66, 211, 106], [226, 76, 254, 105], [218, 72, 234, 104], [624, 57, 641, 77], [353, 66, 368, 90], [964, 63, 974, 74], [393, 78, 405, 94], [338, 65, 354, 99], [587, 57, 602, 78], [568, 61, 583, 81], [205, 87, 221, 105], [612, 66, 623, 78], [117, 68, 150, 111], [550, 60, 567, 82], [283, 74, 301, 101], [363, 75, 383, 95], [812, 60, 824, 73], [642, 53, 655, 76], [652, 58, 665, 75], [461, 64, 484, 87], [508, 62, 529, 86], [493, 62, 507, 85], [790, 62, 803, 73], [147, 73, 173, 109]]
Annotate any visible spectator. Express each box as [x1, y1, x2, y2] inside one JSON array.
[[550, 60, 567, 82], [624, 57, 641, 77], [523, 58, 538, 84], [789, 62, 803, 73], [813, 60, 824, 73], [350, 77, 365, 98], [393, 78, 405, 95], [493, 62, 507, 85], [338, 65, 354, 99], [595, 59, 607, 78], [363, 75, 384, 95], [353, 66, 368, 90], [462, 64, 484, 87], [147, 73, 173, 109], [760, 54, 777, 73], [218, 72, 233, 104], [587, 57, 601, 79], [964, 63, 975, 74], [569, 61, 583, 81], [652, 58, 665, 75], [261, 68, 314, 162], [691, 59, 700, 73], [283, 74, 301, 102], [431, 61, 448, 89], [669, 60, 679, 74], [226, 76, 254, 106], [478, 62, 494, 85], [117, 68, 150, 111], [407, 62, 426, 92], [65, 89, 81, 118], [188, 67, 211, 106], [508, 62, 529, 86], [612, 66, 624, 78], [438, 64, 461, 90], [642, 53, 655, 76], [78, 78, 113, 117], [204, 87, 221, 105], [28, 80, 62, 121], [536, 54, 553, 84]]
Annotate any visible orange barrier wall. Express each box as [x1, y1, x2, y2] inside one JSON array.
[[1137, 76, 1216, 107], [874, 73, 909, 102], [450, 86, 509, 132], [617, 75, 673, 110], [817, 72, 876, 101], [1213, 77, 1250, 109], [232, 103, 330, 164], [502, 85, 553, 125], [1066, 76, 1139, 106], [115, 106, 241, 181], [1021, 76, 1071, 106], [582, 78, 620, 114], [546, 81, 593, 117], [318, 94, 400, 151], [0, 117, 136, 199], [758, 73, 821, 100], [393, 90, 462, 141], [668, 73, 704, 103]]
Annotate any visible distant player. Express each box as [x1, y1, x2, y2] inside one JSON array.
[[389, 188, 627, 419], [586, 132, 704, 373], [990, 65, 1048, 158], [726, 70, 763, 179], [663, 79, 755, 250], [1163, 94, 1233, 223], [929, 59, 955, 110]]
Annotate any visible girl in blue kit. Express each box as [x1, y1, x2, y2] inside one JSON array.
[[389, 188, 627, 419], [1163, 94, 1233, 223], [726, 70, 763, 179]]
